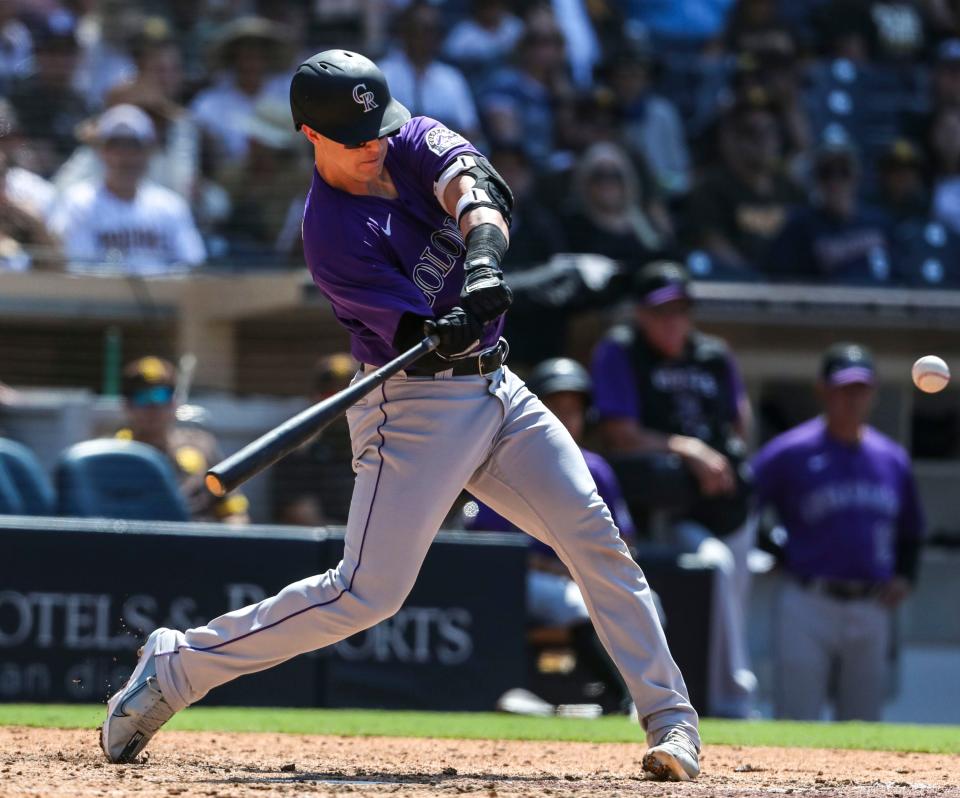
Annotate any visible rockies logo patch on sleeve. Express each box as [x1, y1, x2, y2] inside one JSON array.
[[425, 127, 467, 155]]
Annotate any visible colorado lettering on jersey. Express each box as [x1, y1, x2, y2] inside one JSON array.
[[801, 480, 900, 525], [411, 217, 465, 306]]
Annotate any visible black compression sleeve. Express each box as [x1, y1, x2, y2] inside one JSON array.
[[464, 223, 509, 271]]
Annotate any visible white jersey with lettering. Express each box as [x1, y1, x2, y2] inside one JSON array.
[[48, 180, 206, 274]]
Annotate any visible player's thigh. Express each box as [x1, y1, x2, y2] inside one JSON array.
[[341, 379, 501, 606], [774, 581, 833, 718], [466, 384, 617, 551], [835, 601, 889, 721]]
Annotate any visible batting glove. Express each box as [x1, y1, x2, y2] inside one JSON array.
[[424, 307, 484, 359]]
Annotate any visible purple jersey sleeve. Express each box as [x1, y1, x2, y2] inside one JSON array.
[[391, 116, 478, 193], [895, 450, 926, 542], [590, 337, 640, 421]]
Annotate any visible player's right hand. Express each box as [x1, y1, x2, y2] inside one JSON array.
[[424, 307, 484, 359]]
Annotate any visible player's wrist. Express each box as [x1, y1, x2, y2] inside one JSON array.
[[463, 223, 508, 276]]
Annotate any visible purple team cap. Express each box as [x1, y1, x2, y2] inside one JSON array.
[[820, 342, 876, 386], [634, 260, 692, 307]]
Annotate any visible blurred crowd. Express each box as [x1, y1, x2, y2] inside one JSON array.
[[3, 0, 960, 284]]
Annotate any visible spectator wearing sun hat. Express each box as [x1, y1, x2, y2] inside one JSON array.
[[188, 16, 292, 171]]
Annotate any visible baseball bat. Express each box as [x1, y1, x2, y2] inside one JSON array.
[[205, 335, 439, 498]]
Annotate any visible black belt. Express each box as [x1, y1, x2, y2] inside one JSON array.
[[795, 576, 881, 601], [405, 338, 509, 377]]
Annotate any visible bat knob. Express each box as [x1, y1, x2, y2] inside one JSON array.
[[205, 472, 227, 498]]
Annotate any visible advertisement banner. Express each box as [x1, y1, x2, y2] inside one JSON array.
[[0, 518, 527, 711]]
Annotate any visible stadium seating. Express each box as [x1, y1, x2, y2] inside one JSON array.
[[0, 437, 55, 515], [0, 461, 26, 515], [55, 439, 190, 521]]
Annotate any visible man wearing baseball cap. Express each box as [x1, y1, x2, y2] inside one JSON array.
[[591, 260, 757, 718], [751, 343, 925, 721], [47, 104, 206, 274], [116, 356, 249, 524]]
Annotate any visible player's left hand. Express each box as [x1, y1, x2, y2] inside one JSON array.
[[461, 262, 513, 323]]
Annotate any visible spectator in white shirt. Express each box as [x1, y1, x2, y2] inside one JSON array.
[[48, 104, 205, 275], [379, 2, 480, 141], [189, 16, 291, 172]]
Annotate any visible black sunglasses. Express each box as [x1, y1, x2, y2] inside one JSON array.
[[344, 130, 399, 150]]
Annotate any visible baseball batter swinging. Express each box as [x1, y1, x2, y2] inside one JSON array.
[[100, 50, 701, 781]]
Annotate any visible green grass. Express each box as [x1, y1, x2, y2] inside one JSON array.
[[1, 704, 958, 754]]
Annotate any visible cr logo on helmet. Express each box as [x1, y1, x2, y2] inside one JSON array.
[[352, 83, 379, 113]]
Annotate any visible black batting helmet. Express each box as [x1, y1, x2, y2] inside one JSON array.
[[527, 358, 592, 399], [289, 50, 410, 146]]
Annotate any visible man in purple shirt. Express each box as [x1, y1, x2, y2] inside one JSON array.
[[590, 260, 756, 719], [102, 50, 700, 781], [751, 343, 925, 721]]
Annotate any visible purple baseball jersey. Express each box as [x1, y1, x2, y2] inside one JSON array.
[[302, 116, 505, 366], [751, 417, 925, 582], [466, 447, 637, 556], [590, 334, 747, 425]]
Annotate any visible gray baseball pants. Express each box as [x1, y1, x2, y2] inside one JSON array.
[[775, 578, 889, 721], [153, 365, 700, 747]]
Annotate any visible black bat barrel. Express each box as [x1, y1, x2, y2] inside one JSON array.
[[205, 336, 438, 497]]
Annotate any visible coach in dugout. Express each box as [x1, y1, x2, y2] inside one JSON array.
[[590, 260, 756, 718], [751, 343, 925, 721], [116, 356, 249, 524]]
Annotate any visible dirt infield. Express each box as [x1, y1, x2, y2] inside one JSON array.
[[1, 726, 957, 798]]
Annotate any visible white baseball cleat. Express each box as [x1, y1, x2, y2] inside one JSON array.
[[100, 627, 177, 763], [641, 727, 700, 781]]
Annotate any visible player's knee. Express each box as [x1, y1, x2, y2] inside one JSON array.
[[349, 589, 407, 629]]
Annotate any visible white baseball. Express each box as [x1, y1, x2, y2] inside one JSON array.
[[912, 355, 951, 393]]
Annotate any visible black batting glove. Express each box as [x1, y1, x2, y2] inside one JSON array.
[[424, 307, 484, 359], [460, 224, 512, 323]]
